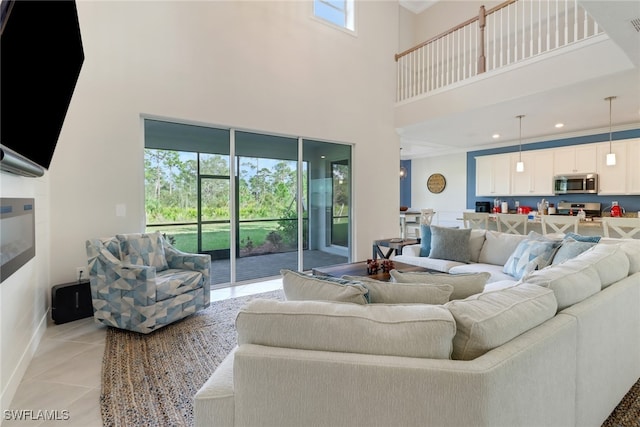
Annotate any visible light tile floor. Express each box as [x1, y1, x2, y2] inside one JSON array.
[[4, 279, 282, 427]]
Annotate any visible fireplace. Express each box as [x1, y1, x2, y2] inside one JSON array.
[[1, 198, 35, 282]]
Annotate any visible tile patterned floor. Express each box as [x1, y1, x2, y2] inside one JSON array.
[[4, 279, 282, 427]]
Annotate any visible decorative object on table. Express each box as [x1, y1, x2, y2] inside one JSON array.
[[426, 173, 446, 193], [400, 206, 409, 211], [380, 259, 395, 273], [366, 258, 380, 275]]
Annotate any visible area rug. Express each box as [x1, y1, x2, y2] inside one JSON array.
[[100, 289, 284, 427], [101, 288, 639, 427]]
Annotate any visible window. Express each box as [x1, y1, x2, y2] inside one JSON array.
[[313, 0, 355, 32]]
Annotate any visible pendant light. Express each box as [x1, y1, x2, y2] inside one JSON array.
[[605, 96, 617, 166], [516, 115, 525, 173], [399, 166, 408, 180]]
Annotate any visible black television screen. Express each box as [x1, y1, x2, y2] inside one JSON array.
[[0, 0, 84, 170]]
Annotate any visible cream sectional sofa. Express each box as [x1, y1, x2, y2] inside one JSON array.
[[195, 236, 640, 427]]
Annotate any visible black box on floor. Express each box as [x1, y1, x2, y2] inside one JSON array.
[[51, 280, 93, 324]]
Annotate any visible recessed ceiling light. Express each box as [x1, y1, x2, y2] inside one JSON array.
[[555, 123, 564, 128], [492, 133, 500, 139]]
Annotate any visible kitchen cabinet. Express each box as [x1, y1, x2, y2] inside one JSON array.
[[596, 140, 627, 195], [476, 154, 511, 196], [627, 138, 640, 194], [553, 145, 597, 175], [511, 150, 554, 196]]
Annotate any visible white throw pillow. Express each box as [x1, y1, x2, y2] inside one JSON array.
[[342, 275, 453, 304], [281, 269, 368, 304], [389, 270, 490, 300], [236, 299, 456, 359], [445, 283, 557, 360]]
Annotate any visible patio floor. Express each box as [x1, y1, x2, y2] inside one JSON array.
[[211, 250, 348, 286]]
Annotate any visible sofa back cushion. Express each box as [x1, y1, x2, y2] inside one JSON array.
[[469, 229, 487, 263], [116, 232, 168, 272], [445, 283, 557, 360], [478, 231, 528, 266], [599, 238, 640, 275], [389, 270, 490, 300], [281, 269, 369, 304], [560, 243, 629, 289], [236, 299, 456, 359], [342, 275, 453, 304]]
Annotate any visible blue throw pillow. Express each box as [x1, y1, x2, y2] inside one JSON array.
[[552, 238, 596, 265], [564, 232, 601, 243], [419, 224, 432, 257], [503, 238, 560, 279]]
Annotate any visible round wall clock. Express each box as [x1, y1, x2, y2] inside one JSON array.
[[427, 173, 446, 194]]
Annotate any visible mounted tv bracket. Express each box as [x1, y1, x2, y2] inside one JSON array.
[[0, 144, 45, 177]]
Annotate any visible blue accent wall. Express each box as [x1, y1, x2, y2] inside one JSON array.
[[400, 159, 411, 207], [466, 129, 640, 214]]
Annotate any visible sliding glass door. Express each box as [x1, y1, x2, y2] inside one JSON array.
[[144, 119, 350, 287]]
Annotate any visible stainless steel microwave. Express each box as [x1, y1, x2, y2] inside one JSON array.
[[553, 173, 598, 194]]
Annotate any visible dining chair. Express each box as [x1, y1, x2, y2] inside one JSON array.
[[541, 215, 579, 236], [462, 212, 489, 229], [496, 213, 528, 235], [601, 217, 640, 239]]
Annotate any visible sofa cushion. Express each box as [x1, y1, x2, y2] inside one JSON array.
[[419, 224, 432, 257], [393, 255, 464, 273], [429, 226, 472, 263], [116, 232, 169, 272], [560, 243, 629, 289], [502, 233, 560, 279], [236, 299, 456, 359], [281, 270, 369, 304], [342, 275, 453, 304], [155, 269, 203, 301], [599, 238, 640, 275], [389, 270, 490, 300], [449, 263, 516, 283], [469, 229, 487, 263], [478, 231, 528, 266], [445, 283, 557, 360], [551, 237, 596, 265], [521, 251, 604, 311]]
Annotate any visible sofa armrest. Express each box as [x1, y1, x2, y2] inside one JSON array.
[[401, 244, 421, 257], [164, 242, 211, 284]]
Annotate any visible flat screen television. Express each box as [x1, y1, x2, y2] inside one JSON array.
[[0, 0, 84, 176]]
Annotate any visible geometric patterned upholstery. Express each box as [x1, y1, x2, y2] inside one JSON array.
[[86, 232, 211, 334]]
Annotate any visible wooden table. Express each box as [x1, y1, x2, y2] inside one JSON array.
[[372, 238, 420, 260], [312, 260, 431, 282]]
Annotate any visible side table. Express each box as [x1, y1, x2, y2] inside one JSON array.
[[372, 238, 419, 260]]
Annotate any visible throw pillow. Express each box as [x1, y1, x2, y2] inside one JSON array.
[[445, 283, 557, 360], [280, 269, 369, 304], [389, 270, 490, 300], [342, 275, 453, 304], [502, 234, 560, 279], [477, 231, 527, 266], [551, 237, 596, 265], [564, 232, 601, 243], [428, 226, 471, 263], [419, 224, 432, 257], [116, 232, 169, 272]]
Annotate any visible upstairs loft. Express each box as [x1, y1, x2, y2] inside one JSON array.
[[396, 0, 640, 159]]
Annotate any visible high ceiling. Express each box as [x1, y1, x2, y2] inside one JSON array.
[[397, 0, 640, 159]]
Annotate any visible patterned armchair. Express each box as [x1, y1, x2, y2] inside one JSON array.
[[86, 232, 210, 334]]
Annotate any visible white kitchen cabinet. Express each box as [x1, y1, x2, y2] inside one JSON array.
[[553, 145, 598, 175], [476, 154, 511, 196], [511, 150, 554, 196], [626, 138, 640, 194], [596, 140, 627, 195]]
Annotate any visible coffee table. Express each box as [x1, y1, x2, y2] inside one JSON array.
[[312, 260, 431, 282]]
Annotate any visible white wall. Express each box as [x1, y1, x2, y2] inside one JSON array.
[[49, 0, 401, 285], [409, 152, 467, 227], [0, 173, 50, 413]]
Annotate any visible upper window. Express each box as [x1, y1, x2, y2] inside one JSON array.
[[313, 0, 355, 32]]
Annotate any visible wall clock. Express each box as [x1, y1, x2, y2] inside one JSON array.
[[427, 173, 446, 194]]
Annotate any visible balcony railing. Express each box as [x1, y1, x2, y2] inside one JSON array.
[[395, 0, 604, 102]]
